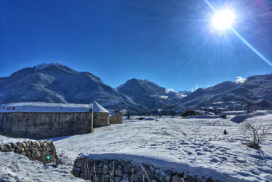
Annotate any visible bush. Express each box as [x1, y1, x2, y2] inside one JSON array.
[[241, 120, 272, 149]]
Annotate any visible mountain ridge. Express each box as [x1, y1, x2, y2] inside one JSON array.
[[1, 63, 272, 112]]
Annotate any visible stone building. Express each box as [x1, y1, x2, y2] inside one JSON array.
[[92, 101, 110, 127], [0, 102, 93, 139], [109, 110, 123, 124]]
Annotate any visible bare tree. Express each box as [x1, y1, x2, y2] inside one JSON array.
[[241, 120, 272, 149]]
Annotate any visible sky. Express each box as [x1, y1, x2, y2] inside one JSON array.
[[1, 0, 272, 91]]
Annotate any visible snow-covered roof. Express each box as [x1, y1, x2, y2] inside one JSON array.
[[0, 102, 92, 113], [92, 101, 110, 113]]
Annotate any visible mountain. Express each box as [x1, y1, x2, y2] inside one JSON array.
[[0, 63, 141, 111], [117, 78, 186, 111], [182, 74, 272, 110], [1, 63, 271, 113]]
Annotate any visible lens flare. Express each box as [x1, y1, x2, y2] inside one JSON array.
[[211, 9, 236, 31], [204, 0, 272, 67]]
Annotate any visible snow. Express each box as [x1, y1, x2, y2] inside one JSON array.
[[160, 95, 168, 99], [165, 89, 187, 98], [0, 102, 92, 113], [34, 63, 60, 71], [1, 112, 272, 181], [54, 113, 272, 182], [236, 77, 247, 84], [92, 101, 110, 113], [0, 152, 84, 182], [179, 93, 187, 98]]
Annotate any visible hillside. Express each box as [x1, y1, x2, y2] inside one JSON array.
[[0, 63, 140, 111], [182, 74, 272, 110], [117, 78, 186, 111], [1, 63, 271, 112]]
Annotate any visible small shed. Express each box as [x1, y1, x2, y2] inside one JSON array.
[[92, 101, 110, 127], [0, 102, 93, 139], [110, 110, 123, 124]]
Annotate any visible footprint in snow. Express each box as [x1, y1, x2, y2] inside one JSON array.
[[166, 147, 177, 151], [210, 158, 219, 163], [237, 171, 252, 177], [203, 148, 212, 152], [208, 145, 215, 149], [197, 152, 204, 155], [189, 146, 197, 149]]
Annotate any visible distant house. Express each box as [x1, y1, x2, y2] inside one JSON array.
[[109, 110, 123, 124], [92, 101, 110, 127], [0, 102, 93, 139]]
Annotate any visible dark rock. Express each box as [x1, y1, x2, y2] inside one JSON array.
[[121, 173, 128, 180], [114, 176, 122, 182], [103, 165, 109, 175], [75, 158, 85, 168], [171, 175, 183, 182], [72, 166, 81, 177], [115, 166, 123, 177]]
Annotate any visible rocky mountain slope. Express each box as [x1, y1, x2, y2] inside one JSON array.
[[182, 74, 272, 110], [1, 63, 271, 112], [117, 79, 186, 111], [0, 63, 140, 111]]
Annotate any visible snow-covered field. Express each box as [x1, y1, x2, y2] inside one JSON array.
[[1, 112, 272, 182]]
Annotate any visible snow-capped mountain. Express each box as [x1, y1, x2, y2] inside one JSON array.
[[182, 74, 272, 110], [1, 63, 271, 112], [117, 78, 185, 110], [0, 63, 141, 111]]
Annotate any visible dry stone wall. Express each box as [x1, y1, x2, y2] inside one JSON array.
[[72, 157, 222, 182], [0, 140, 57, 164]]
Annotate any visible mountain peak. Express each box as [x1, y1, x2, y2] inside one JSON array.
[[33, 63, 63, 71], [124, 78, 161, 88], [32, 62, 77, 75]]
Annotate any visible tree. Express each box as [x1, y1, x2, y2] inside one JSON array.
[[126, 110, 130, 119], [241, 120, 272, 149]]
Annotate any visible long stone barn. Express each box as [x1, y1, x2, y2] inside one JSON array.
[[0, 101, 122, 139], [0, 102, 94, 139]]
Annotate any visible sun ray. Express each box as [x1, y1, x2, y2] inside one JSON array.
[[204, 0, 272, 67]]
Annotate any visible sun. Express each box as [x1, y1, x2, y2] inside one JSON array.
[[211, 9, 236, 31]]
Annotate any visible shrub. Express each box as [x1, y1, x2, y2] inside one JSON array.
[[241, 120, 272, 149]]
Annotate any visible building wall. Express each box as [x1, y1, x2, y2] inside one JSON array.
[[93, 113, 110, 127], [110, 112, 123, 124], [0, 112, 93, 139]]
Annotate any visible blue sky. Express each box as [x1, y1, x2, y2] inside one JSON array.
[[1, 0, 272, 91]]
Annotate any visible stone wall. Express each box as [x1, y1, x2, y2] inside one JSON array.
[[72, 157, 221, 182], [0, 140, 57, 164], [110, 112, 123, 125], [0, 112, 93, 139], [93, 113, 110, 127]]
